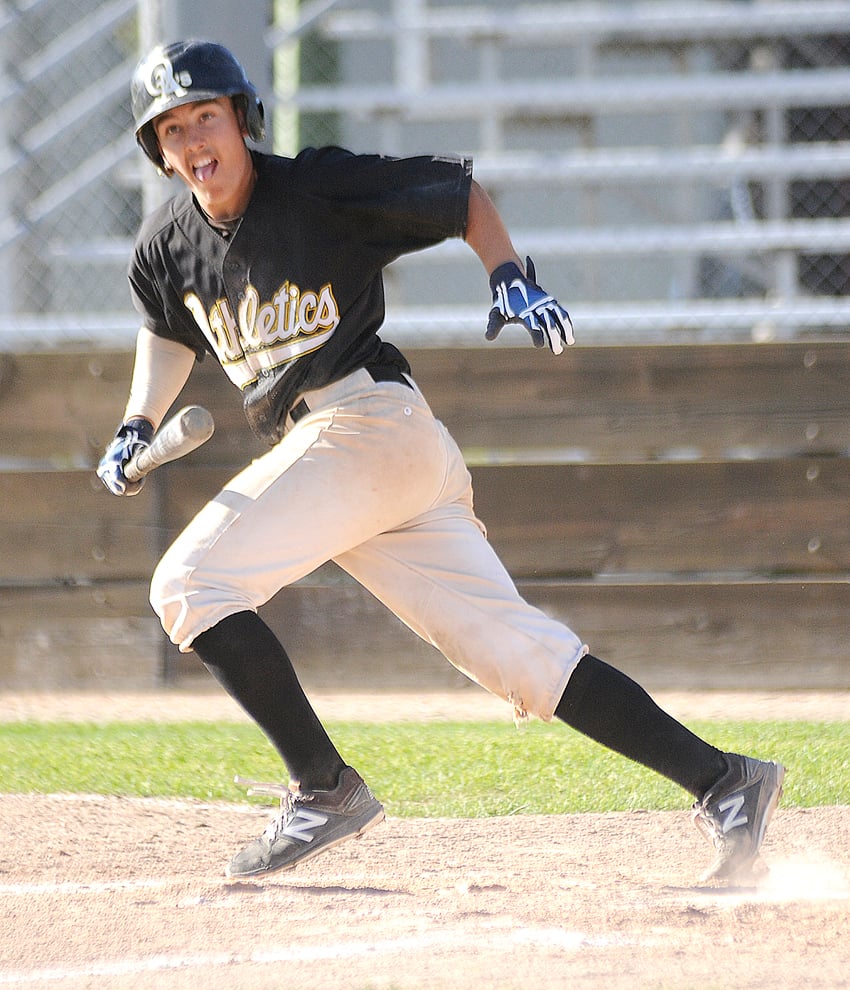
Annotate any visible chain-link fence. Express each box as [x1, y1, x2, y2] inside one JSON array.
[[1, 0, 140, 321], [2, 0, 850, 348]]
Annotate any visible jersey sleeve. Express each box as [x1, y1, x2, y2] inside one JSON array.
[[295, 147, 473, 262], [128, 232, 208, 360]]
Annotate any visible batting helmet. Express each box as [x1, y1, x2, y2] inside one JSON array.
[[131, 40, 266, 172]]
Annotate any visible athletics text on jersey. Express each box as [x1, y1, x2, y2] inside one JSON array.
[[183, 280, 341, 387]]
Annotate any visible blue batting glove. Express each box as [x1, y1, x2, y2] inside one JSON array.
[[96, 418, 154, 496], [485, 256, 574, 354]]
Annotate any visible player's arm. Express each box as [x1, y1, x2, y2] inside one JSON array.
[[464, 180, 523, 274], [464, 180, 574, 354], [97, 328, 196, 495], [123, 328, 196, 429]]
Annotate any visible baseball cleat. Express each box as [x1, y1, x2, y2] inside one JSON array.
[[692, 753, 785, 883], [226, 766, 385, 878]]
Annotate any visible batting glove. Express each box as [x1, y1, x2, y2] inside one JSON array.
[[96, 418, 154, 496], [485, 256, 574, 354]]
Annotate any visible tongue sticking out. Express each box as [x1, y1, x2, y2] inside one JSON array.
[[194, 160, 217, 182]]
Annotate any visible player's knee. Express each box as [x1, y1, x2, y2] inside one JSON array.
[[150, 556, 258, 651], [148, 559, 189, 638]]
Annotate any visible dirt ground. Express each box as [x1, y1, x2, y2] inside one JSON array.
[[5, 685, 850, 724], [1, 689, 849, 989]]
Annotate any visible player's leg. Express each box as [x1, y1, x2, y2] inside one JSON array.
[[338, 508, 723, 792], [337, 451, 782, 881], [349, 519, 722, 792], [148, 373, 459, 875], [554, 654, 784, 881], [336, 501, 586, 720], [192, 610, 345, 791], [342, 510, 728, 796], [152, 413, 362, 799], [191, 611, 384, 877], [555, 654, 728, 795]]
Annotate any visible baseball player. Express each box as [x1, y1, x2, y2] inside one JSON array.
[[98, 40, 784, 884]]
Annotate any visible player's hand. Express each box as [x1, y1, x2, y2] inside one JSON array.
[[96, 418, 154, 496], [485, 256, 574, 354]]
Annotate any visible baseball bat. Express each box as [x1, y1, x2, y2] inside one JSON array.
[[124, 405, 215, 483]]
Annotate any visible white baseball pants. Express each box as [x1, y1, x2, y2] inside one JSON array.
[[149, 367, 586, 719]]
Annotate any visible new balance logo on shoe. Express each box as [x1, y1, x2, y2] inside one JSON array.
[[226, 766, 386, 877], [281, 808, 329, 843], [717, 792, 748, 833]]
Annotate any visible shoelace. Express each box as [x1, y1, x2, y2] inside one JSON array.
[[234, 775, 314, 842], [234, 775, 293, 801], [692, 800, 727, 849]]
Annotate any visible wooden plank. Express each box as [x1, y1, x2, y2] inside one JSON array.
[[3, 341, 850, 466], [3, 341, 847, 691], [3, 452, 847, 584], [471, 457, 850, 576], [154, 456, 850, 579], [519, 579, 850, 691], [0, 351, 141, 468], [0, 470, 159, 582], [0, 350, 264, 469], [166, 577, 850, 692], [407, 341, 850, 461], [0, 583, 163, 690], [1, 576, 845, 691]]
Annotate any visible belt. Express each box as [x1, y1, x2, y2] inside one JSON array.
[[289, 365, 412, 424]]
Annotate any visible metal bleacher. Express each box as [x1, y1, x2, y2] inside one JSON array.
[[3, 0, 849, 346], [276, 0, 850, 344]]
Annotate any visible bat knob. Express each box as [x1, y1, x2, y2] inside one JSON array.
[[179, 405, 215, 441]]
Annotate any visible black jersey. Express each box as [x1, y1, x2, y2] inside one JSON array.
[[128, 146, 473, 443]]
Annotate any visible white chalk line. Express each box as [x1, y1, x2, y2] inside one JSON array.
[[0, 877, 224, 897], [0, 928, 629, 985]]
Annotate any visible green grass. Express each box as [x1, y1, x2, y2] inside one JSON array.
[[1, 720, 848, 815]]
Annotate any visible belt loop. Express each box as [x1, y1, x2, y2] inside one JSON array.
[[366, 364, 413, 389], [289, 397, 310, 424]]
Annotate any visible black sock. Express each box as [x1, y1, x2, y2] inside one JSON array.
[[555, 655, 727, 798], [192, 611, 346, 791]]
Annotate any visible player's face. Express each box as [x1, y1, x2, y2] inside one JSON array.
[[154, 98, 255, 220]]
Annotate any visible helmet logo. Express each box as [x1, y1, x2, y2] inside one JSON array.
[[143, 54, 193, 101]]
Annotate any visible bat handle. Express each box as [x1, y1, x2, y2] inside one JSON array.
[[123, 442, 157, 483], [123, 405, 215, 483]]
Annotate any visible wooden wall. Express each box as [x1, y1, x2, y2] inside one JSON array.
[[1, 340, 848, 692]]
